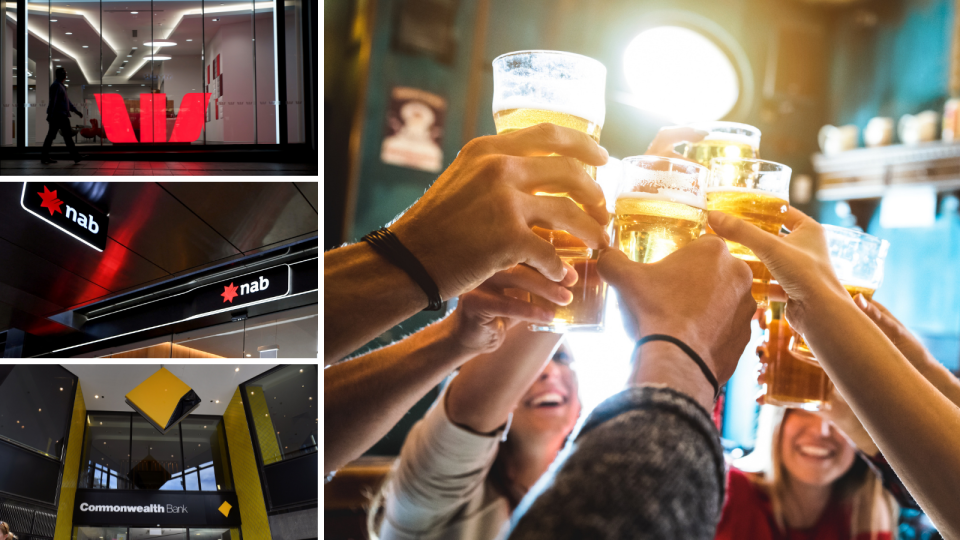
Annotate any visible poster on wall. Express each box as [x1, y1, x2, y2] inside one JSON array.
[[207, 64, 210, 84], [206, 87, 211, 122], [380, 86, 446, 172], [218, 74, 223, 99], [216, 54, 220, 78]]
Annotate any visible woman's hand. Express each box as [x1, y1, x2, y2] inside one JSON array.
[[449, 262, 577, 353], [707, 207, 849, 336]]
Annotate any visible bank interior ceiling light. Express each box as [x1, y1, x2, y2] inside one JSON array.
[[125, 367, 201, 435]]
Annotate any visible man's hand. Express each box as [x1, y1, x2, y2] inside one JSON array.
[[390, 123, 610, 301], [707, 207, 849, 335], [598, 237, 755, 406], [450, 262, 577, 353], [644, 126, 708, 161]]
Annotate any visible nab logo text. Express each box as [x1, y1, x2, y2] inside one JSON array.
[[38, 185, 100, 233], [221, 275, 270, 303]]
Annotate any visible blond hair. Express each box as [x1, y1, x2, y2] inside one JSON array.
[[735, 406, 898, 539]]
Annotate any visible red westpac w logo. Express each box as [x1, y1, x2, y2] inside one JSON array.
[[94, 93, 212, 143]]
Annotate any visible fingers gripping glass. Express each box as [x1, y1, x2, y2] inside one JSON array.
[[615, 156, 707, 264], [492, 50, 609, 332], [706, 157, 791, 307]]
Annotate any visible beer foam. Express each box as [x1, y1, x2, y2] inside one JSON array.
[[492, 97, 605, 128], [704, 186, 789, 202], [616, 190, 707, 210], [702, 131, 760, 147]]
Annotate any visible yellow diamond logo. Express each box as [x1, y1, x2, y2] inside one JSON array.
[[218, 501, 232, 517]]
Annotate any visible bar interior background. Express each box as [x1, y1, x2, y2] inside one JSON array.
[[324, 0, 960, 537]]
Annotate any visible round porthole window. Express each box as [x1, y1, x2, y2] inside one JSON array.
[[623, 25, 740, 123]]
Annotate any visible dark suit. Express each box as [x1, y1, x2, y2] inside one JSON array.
[[41, 80, 81, 161]]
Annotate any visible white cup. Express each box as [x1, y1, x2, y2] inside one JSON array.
[[818, 124, 859, 154], [899, 111, 939, 145], [864, 117, 894, 147]]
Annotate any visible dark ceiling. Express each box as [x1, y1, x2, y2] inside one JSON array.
[[0, 181, 318, 336]]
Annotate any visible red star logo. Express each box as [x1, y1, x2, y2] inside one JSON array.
[[38, 185, 64, 216], [221, 282, 239, 303]]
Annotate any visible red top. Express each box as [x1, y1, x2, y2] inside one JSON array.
[[715, 468, 891, 540]]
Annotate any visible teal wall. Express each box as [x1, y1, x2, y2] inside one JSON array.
[[828, 0, 955, 136], [821, 0, 960, 372]]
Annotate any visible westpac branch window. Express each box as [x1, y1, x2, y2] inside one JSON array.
[[1, 0, 307, 147]]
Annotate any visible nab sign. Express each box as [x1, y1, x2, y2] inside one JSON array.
[[20, 182, 109, 251], [187, 264, 291, 320]]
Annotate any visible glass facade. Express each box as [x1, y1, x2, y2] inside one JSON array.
[[242, 365, 317, 464], [1, 0, 306, 147], [74, 528, 239, 540], [79, 412, 232, 492], [0, 365, 76, 458]]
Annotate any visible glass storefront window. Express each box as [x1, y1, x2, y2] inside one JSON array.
[[76, 527, 128, 540], [8, 0, 304, 147], [243, 304, 318, 358], [79, 412, 233, 492], [130, 414, 183, 491], [131, 529, 185, 540], [180, 416, 233, 491], [242, 365, 317, 464], [79, 413, 132, 489], [0, 365, 76, 458], [189, 529, 237, 540]]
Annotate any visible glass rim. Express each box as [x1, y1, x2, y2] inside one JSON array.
[[685, 121, 761, 136], [708, 157, 791, 172], [622, 154, 707, 174], [822, 224, 891, 252], [492, 49, 607, 73]]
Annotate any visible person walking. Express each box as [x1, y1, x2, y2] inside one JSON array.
[[41, 67, 84, 164]]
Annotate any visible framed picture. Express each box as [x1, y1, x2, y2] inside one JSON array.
[[215, 99, 219, 120], [216, 54, 220, 78], [218, 74, 223, 98], [207, 65, 210, 84], [205, 88, 211, 122], [380, 86, 446, 172]]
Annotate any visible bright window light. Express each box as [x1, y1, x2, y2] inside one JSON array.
[[623, 26, 739, 123]]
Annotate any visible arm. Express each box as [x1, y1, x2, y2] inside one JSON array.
[[507, 237, 756, 539], [324, 123, 609, 362], [445, 326, 563, 433], [324, 264, 570, 473], [710, 208, 960, 537]]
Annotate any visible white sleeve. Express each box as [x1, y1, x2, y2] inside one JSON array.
[[382, 382, 503, 534]]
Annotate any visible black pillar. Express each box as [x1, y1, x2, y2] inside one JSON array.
[[303, 0, 317, 153], [275, 0, 288, 146], [16, 0, 25, 150]]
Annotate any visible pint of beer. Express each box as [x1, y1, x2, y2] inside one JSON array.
[[615, 156, 708, 263], [492, 50, 608, 332], [792, 226, 890, 357], [706, 158, 791, 306], [763, 301, 833, 411], [682, 122, 761, 166]]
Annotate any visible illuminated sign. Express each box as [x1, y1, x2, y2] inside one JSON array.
[[94, 92, 211, 143], [74, 490, 241, 527], [20, 182, 109, 251], [190, 265, 290, 317]]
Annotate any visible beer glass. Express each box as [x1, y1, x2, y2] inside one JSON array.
[[682, 122, 761, 166], [792, 226, 890, 357], [615, 156, 708, 263], [492, 50, 608, 332], [762, 301, 833, 411], [706, 158, 791, 306]]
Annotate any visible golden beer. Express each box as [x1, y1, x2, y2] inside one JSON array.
[[615, 193, 706, 264], [792, 283, 877, 356], [705, 186, 789, 305], [763, 301, 832, 411], [684, 138, 759, 166], [494, 108, 606, 331]]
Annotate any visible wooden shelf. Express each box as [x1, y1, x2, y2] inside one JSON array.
[[813, 140, 960, 201]]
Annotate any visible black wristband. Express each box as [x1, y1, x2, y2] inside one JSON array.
[[635, 334, 720, 400], [362, 227, 444, 311]]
